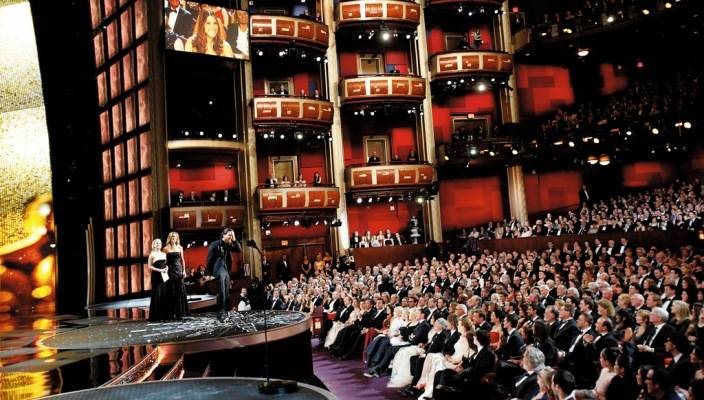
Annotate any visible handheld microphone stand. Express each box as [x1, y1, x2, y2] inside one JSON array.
[[246, 240, 298, 395]]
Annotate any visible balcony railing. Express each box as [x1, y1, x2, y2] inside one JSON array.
[[339, 74, 426, 105], [428, 50, 513, 81], [336, 0, 421, 28], [253, 96, 334, 127], [257, 186, 341, 213], [170, 205, 245, 231], [250, 15, 329, 50], [346, 163, 435, 190], [426, 0, 503, 7]]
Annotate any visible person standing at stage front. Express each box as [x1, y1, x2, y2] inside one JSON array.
[[147, 238, 168, 321], [207, 228, 242, 322], [163, 232, 190, 320]]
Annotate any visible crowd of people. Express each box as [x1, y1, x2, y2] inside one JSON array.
[[260, 228, 704, 399], [539, 67, 701, 139], [454, 179, 704, 246], [173, 188, 238, 205], [263, 171, 324, 188]]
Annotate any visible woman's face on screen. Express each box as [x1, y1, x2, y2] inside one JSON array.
[[204, 15, 218, 39]]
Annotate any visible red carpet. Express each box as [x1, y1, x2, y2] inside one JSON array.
[[312, 339, 406, 400]]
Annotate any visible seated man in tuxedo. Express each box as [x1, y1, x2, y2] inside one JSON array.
[[267, 289, 285, 310], [367, 151, 381, 165], [636, 307, 675, 367], [435, 329, 497, 398], [497, 314, 524, 360], [664, 332, 695, 390], [513, 345, 546, 400], [331, 298, 386, 359]]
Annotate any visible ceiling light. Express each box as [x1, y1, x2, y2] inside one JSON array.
[[294, 220, 300, 226], [652, 127, 659, 135], [568, 141, 575, 147], [381, 31, 391, 41], [553, 140, 563, 146], [598, 155, 610, 166], [368, 197, 373, 203], [626, 130, 632, 136], [511, 149, 518, 155], [263, 133, 269, 139], [593, 138, 600, 144], [477, 83, 487, 91], [443, 155, 450, 161], [606, 15, 615, 23], [356, 197, 363, 204], [257, 49, 263, 56], [684, 121, 692, 129], [642, 9, 650, 15], [587, 155, 598, 165], [489, 150, 496, 156], [577, 48, 589, 57], [296, 133, 304, 140], [665, 2, 672, 8], [280, 134, 285, 139]]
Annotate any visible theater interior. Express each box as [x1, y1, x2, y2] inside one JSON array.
[[1, 0, 704, 399]]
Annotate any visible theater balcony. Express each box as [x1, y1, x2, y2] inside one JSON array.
[[257, 185, 341, 215], [425, 0, 503, 13], [250, 15, 329, 51], [345, 162, 437, 198], [336, 0, 421, 31], [339, 74, 425, 106], [428, 50, 513, 83], [252, 96, 334, 132], [170, 205, 245, 231]]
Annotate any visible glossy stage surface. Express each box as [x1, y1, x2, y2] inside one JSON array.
[[85, 295, 217, 311], [41, 377, 337, 399], [41, 311, 309, 350]]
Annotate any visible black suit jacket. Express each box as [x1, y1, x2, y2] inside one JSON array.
[[427, 330, 449, 353], [442, 330, 462, 355], [366, 309, 387, 329], [206, 238, 242, 275], [645, 324, 676, 357], [667, 354, 695, 389], [459, 346, 497, 385], [268, 297, 284, 310], [593, 332, 619, 353], [165, 7, 195, 38], [553, 319, 579, 352], [498, 330, 525, 360], [336, 305, 354, 323], [514, 372, 539, 400], [404, 320, 431, 345]]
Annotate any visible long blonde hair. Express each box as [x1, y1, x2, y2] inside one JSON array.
[[166, 231, 180, 248], [672, 300, 692, 323]]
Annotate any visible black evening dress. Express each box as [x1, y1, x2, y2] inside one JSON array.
[[148, 259, 166, 321], [164, 251, 190, 320]]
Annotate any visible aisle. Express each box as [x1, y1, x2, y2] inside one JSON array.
[[311, 339, 405, 400]]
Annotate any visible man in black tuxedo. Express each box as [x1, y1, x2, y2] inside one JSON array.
[[277, 254, 290, 282], [206, 228, 242, 322], [165, 0, 195, 41], [498, 314, 524, 360], [514, 345, 545, 400], [435, 329, 497, 397], [367, 151, 381, 165], [562, 313, 598, 389], [636, 307, 675, 367], [665, 333, 695, 389], [553, 303, 579, 352]]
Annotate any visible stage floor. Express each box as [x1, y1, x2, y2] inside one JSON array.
[[85, 294, 217, 311], [41, 377, 336, 399], [41, 311, 309, 350]]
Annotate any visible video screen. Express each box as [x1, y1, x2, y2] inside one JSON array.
[[165, 1, 250, 60]]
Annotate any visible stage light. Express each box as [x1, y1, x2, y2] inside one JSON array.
[[203, 241, 208, 247], [176, 162, 181, 168], [296, 132, 304, 140], [294, 220, 300, 226], [184, 130, 189, 136], [443, 155, 450, 161], [468, 11, 473, 16], [469, 147, 478, 155], [568, 141, 575, 147], [388, 196, 393, 203], [257, 49, 263, 56], [642, 8, 650, 15], [606, 15, 615, 23], [477, 83, 487, 91], [598, 155, 610, 166], [280, 134, 285, 139], [233, 134, 238, 139], [208, 100, 213, 105], [381, 31, 391, 41], [563, 28, 573, 34], [376, 196, 381, 202], [553, 140, 563, 146], [370, 111, 375, 116], [316, 56, 322, 62], [447, 80, 453, 86], [684, 121, 692, 129], [416, 196, 424, 204], [263, 133, 269, 139], [626, 130, 632, 136], [494, 9, 499, 14], [406, 33, 411, 39], [317, 134, 322, 139], [457, 6, 463, 13], [491, 78, 496, 82], [368, 197, 373, 203], [587, 155, 598, 165], [577, 48, 589, 57], [511, 148, 518, 155], [652, 127, 659, 135], [489, 150, 496, 156], [593, 138, 600, 144], [217, 133, 222, 138], [356, 197, 363, 204], [283, 221, 289, 226], [301, 52, 307, 58], [665, 2, 672, 8], [199, 130, 204, 136]]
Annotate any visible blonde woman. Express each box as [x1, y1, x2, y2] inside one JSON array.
[[671, 300, 692, 335], [163, 231, 190, 320], [148, 239, 168, 321]]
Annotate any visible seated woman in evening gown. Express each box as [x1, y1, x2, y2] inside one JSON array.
[[148, 238, 168, 321], [162, 231, 191, 320]]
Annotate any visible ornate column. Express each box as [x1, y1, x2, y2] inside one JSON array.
[[242, 61, 262, 277], [506, 165, 528, 223]]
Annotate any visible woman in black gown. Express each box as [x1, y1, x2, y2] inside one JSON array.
[[148, 239, 168, 321], [163, 231, 190, 320]]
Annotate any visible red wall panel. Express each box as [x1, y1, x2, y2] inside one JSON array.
[[432, 92, 496, 144], [426, 23, 493, 55], [524, 171, 582, 214], [622, 162, 675, 188], [169, 165, 238, 196], [600, 63, 628, 96], [184, 246, 241, 273], [439, 176, 504, 230], [339, 51, 359, 77], [266, 224, 328, 239], [299, 152, 327, 183], [515, 64, 574, 116], [690, 149, 704, 171], [347, 202, 418, 234], [342, 123, 417, 166]]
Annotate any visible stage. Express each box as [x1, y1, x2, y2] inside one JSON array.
[[85, 294, 218, 312]]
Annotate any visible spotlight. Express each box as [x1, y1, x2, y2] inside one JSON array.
[[489, 150, 496, 156], [416, 196, 425, 204], [257, 49, 263, 56], [443, 155, 450, 161], [626, 130, 632, 136], [665, 2, 672, 8], [568, 141, 575, 147], [684, 121, 692, 129], [263, 133, 269, 139], [598, 154, 610, 166], [370, 111, 375, 116], [511, 148, 518, 155], [184, 130, 190, 136], [469, 147, 478, 155], [316, 56, 322, 62], [301, 52, 307, 58], [278, 50, 285, 57], [388, 196, 393, 203], [294, 220, 300, 226], [593, 138, 600, 144], [406, 33, 411, 39], [208, 100, 213, 105], [606, 15, 615, 23], [296, 132, 304, 140], [199, 130, 204, 136], [381, 31, 391, 41], [356, 197, 363, 204], [553, 140, 564, 146], [477, 83, 487, 91], [232, 134, 237, 139], [217, 133, 222, 138], [494, 8, 499, 14], [642, 8, 650, 15], [176, 162, 181, 168], [577, 48, 589, 57], [368, 197, 373, 203], [652, 127, 659, 135], [563, 28, 573, 34], [468, 11, 473, 16], [280, 134, 285, 139]]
